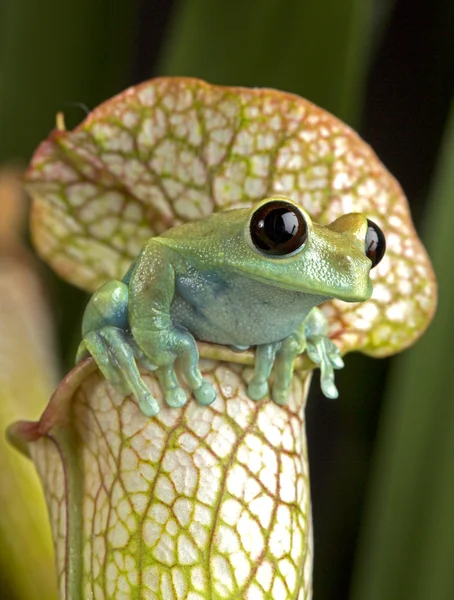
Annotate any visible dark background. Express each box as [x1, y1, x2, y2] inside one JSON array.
[[0, 0, 453, 598]]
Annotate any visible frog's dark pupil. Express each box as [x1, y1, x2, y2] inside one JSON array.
[[365, 219, 386, 268], [263, 209, 299, 244], [250, 200, 308, 256]]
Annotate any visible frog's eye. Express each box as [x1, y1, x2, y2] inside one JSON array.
[[365, 219, 386, 268], [250, 200, 308, 256]]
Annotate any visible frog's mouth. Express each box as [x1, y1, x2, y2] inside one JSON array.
[[229, 265, 373, 303]]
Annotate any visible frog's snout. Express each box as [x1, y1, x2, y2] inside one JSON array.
[[327, 213, 368, 243], [332, 253, 374, 302], [327, 213, 386, 270]]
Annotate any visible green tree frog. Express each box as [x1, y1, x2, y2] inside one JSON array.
[[76, 196, 385, 417]]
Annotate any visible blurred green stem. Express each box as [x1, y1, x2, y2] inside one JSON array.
[[351, 100, 454, 600], [160, 0, 374, 125], [0, 0, 137, 162], [0, 0, 138, 366]]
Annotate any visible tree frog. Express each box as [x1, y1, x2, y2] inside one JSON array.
[[76, 197, 385, 417]]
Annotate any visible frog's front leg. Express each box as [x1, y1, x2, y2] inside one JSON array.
[[77, 281, 160, 417], [273, 307, 344, 404], [248, 343, 280, 401], [83, 327, 160, 416], [128, 240, 217, 409], [248, 307, 344, 406]]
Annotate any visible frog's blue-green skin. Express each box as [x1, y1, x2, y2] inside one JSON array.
[[77, 197, 374, 417]]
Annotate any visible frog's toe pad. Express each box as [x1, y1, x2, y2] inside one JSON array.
[[271, 386, 290, 406], [247, 380, 269, 401], [320, 379, 339, 400], [194, 381, 217, 406], [165, 387, 188, 409], [331, 355, 344, 369], [138, 393, 160, 417]]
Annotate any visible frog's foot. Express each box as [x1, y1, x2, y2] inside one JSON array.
[[155, 366, 187, 408], [259, 307, 345, 406], [127, 337, 158, 372], [248, 343, 280, 401], [304, 306, 344, 399], [132, 326, 217, 409], [271, 332, 306, 406], [83, 327, 159, 417], [306, 336, 344, 399]]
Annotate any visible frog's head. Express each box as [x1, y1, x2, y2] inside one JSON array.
[[229, 196, 385, 302]]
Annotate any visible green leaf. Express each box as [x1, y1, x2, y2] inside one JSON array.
[[0, 0, 136, 163], [350, 101, 454, 600]]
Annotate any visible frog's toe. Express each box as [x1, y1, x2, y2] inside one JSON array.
[[194, 381, 217, 406], [165, 386, 188, 409], [157, 366, 188, 408], [137, 391, 160, 417], [83, 330, 125, 390], [116, 380, 132, 396], [330, 354, 344, 369], [271, 385, 291, 406], [247, 380, 269, 401], [320, 378, 339, 400]]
